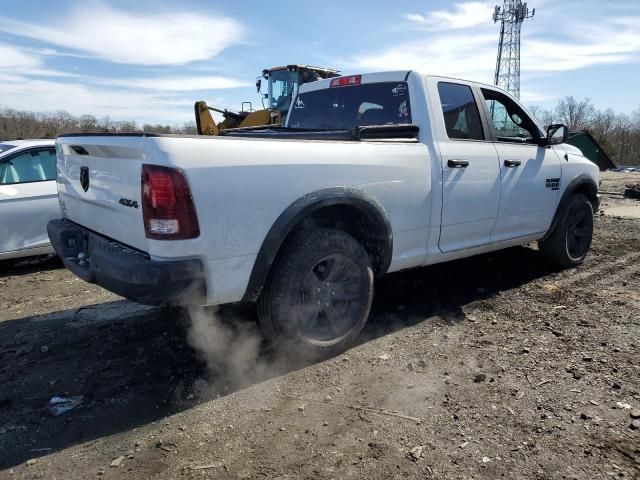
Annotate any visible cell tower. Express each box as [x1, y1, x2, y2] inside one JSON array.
[[493, 0, 535, 99]]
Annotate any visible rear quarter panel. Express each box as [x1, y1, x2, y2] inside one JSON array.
[[142, 135, 433, 301], [146, 135, 432, 257]]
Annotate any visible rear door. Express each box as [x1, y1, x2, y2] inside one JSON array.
[[477, 86, 562, 241], [427, 78, 501, 252], [0, 147, 59, 254]]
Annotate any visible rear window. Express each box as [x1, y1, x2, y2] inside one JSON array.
[[438, 82, 484, 140], [0, 143, 16, 154], [287, 82, 412, 130]]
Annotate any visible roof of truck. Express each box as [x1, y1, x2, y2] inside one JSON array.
[[298, 71, 412, 93], [297, 70, 519, 101]]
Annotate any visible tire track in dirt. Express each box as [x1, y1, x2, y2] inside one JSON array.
[[555, 251, 640, 288]]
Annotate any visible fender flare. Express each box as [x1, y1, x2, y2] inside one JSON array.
[[242, 187, 393, 302], [541, 173, 599, 241]]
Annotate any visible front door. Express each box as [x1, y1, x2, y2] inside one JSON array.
[[478, 87, 562, 242], [0, 147, 59, 255], [431, 79, 502, 253]]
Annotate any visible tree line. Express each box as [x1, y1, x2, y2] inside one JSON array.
[[1, 97, 639, 166], [0, 107, 198, 140], [529, 97, 640, 167]]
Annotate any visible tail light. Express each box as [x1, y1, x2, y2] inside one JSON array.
[[141, 164, 199, 240], [330, 75, 361, 88]]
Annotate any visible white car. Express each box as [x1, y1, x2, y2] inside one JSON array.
[[49, 71, 599, 356], [0, 139, 58, 260]]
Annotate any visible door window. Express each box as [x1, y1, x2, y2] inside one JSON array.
[[481, 89, 541, 143], [0, 148, 57, 185], [437, 82, 484, 140]]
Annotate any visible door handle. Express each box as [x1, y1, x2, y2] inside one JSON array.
[[448, 159, 469, 168], [504, 159, 522, 167]]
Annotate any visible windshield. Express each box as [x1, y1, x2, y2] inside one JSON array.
[[287, 81, 412, 130], [268, 70, 299, 113], [0, 143, 16, 155]]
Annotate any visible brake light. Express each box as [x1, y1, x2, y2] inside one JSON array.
[[330, 75, 361, 88], [141, 164, 199, 240]]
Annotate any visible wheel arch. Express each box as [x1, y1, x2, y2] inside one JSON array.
[[242, 187, 393, 302], [541, 174, 599, 241]]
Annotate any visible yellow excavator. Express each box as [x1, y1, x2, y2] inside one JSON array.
[[195, 64, 339, 135]]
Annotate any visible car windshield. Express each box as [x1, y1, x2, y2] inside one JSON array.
[[0, 143, 16, 154], [287, 81, 412, 130]]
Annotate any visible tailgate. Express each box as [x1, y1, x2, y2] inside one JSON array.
[[56, 135, 150, 252]]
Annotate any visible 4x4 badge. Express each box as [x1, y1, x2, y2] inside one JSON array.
[[80, 166, 90, 192]]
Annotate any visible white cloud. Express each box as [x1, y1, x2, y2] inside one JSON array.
[[0, 43, 41, 69], [406, 2, 494, 31], [0, 2, 243, 65], [0, 41, 250, 124], [0, 43, 83, 78], [351, 9, 640, 84], [0, 73, 201, 123], [352, 33, 498, 81], [96, 76, 252, 92], [526, 16, 640, 72]]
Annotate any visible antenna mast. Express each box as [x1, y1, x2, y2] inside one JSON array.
[[493, 0, 535, 99]]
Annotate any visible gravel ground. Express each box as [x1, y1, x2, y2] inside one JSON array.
[[1, 172, 639, 479]]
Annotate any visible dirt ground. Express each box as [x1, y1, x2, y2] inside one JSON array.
[[1, 172, 639, 480]]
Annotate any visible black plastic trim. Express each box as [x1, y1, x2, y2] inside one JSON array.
[[47, 219, 206, 306], [540, 174, 599, 241], [71, 145, 89, 155], [242, 187, 393, 302]]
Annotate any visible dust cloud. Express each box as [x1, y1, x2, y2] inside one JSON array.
[[184, 306, 291, 396]]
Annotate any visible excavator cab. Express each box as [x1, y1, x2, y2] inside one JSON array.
[[196, 65, 339, 135], [264, 68, 297, 114]]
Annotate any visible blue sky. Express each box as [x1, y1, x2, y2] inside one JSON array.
[[0, 0, 639, 124]]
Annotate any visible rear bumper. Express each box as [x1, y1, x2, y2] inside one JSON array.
[[47, 219, 206, 306]]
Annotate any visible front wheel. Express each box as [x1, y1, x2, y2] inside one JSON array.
[[539, 193, 594, 268], [257, 228, 374, 359]]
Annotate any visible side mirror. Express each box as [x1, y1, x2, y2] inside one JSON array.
[[543, 124, 568, 146], [256, 78, 262, 93]]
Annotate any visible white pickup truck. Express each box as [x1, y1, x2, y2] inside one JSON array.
[[48, 71, 599, 356]]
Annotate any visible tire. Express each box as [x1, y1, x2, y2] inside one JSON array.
[[257, 228, 374, 359], [539, 193, 594, 268]]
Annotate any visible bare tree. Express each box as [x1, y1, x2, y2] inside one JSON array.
[[527, 105, 555, 128], [0, 105, 190, 140], [555, 96, 595, 131]]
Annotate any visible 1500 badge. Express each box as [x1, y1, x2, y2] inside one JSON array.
[[545, 178, 560, 191], [119, 198, 139, 209]]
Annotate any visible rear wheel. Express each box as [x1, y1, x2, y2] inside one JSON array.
[[257, 228, 374, 359], [539, 193, 594, 268]]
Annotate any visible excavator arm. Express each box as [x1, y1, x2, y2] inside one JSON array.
[[194, 101, 220, 136], [195, 101, 279, 135]]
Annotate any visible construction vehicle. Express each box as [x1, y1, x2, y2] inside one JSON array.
[[195, 65, 339, 135]]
